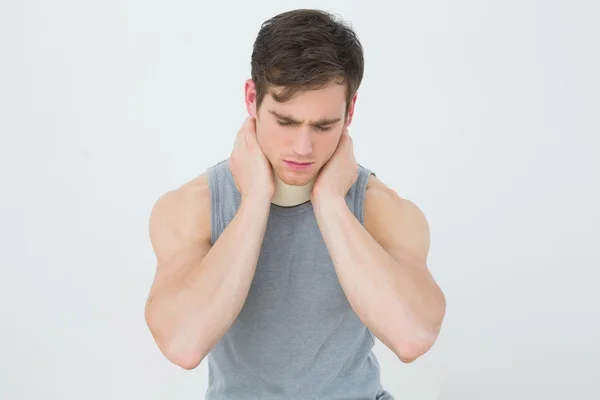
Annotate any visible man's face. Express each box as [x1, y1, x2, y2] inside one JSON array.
[[249, 81, 356, 186]]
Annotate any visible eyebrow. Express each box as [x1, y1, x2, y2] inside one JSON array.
[[268, 110, 342, 126]]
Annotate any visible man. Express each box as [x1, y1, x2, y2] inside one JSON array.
[[145, 8, 446, 399]]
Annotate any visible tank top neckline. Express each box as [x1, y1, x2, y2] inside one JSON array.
[[269, 200, 314, 217]]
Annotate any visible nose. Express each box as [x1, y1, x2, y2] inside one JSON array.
[[293, 128, 312, 156]]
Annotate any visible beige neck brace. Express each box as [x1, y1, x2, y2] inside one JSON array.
[[271, 169, 314, 206]]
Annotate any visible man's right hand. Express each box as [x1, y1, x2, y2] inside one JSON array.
[[147, 117, 275, 369], [229, 117, 275, 202]]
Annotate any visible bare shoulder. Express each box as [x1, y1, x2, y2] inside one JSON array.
[[149, 173, 212, 264], [364, 175, 430, 262]]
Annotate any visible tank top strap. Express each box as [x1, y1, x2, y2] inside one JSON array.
[[206, 159, 376, 243], [206, 159, 241, 245], [345, 163, 376, 225]]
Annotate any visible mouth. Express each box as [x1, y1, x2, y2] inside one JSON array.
[[283, 160, 314, 170]]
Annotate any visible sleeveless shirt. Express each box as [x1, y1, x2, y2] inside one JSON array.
[[205, 159, 394, 400]]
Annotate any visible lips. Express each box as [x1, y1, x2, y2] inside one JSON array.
[[283, 160, 313, 170], [285, 161, 312, 165]]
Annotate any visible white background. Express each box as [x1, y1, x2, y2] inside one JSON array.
[[1, 1, 598, 399]]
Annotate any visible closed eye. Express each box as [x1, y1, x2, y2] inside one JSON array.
[[277, 120, 332, 132], [277, 120, 295, 127]]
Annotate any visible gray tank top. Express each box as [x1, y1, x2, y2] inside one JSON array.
[[205, 159, 394, 400]]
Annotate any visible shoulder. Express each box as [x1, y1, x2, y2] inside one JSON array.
[[149, 173, 212, 263], [363, 175, 430, 261]]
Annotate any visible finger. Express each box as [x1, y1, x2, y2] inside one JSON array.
[[243, 117, 259, 144], [233, 128, 246, 151], [341, 129, 354, 153], [338, 129, 350, 146], [233, 127, 244, 146], [235, 117, 251, 144], [242, 116, 257, 134], [344, 127, 353, 140]]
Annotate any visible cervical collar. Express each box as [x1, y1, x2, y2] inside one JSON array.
[[271, 168, 315, 207]]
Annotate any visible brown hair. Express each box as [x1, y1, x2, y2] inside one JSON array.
[[251, 9, 364, 115]]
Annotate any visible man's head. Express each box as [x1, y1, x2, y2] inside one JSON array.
[[244, 9, 364, 186]]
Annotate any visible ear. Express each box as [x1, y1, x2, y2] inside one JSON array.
[[344, 92, 358, 128], [244, 79, 258, 118]]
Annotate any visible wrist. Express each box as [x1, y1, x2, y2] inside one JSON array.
[[241, 191, 273, 209], [311, 191, 346, 212]]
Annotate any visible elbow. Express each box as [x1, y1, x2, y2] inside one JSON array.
[[397, 294, 446, 363], [394, 341, 431, 364], [165, 346, 205, 370], [154, 329, 208, 370], [393, 329, 441, 364], [159, 340, 206, 371], [145, 307, 207, 370], [394, 295, 446, 363], [395, 345, 424, 364]]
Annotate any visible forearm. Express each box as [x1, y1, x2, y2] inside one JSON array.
[[313, 195, 445, 359], [149, 194, 271, 368]]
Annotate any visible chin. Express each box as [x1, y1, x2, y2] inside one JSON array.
[[275, 166, 318, 186]]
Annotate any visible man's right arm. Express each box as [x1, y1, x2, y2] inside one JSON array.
[[145, 173, 271, 370]]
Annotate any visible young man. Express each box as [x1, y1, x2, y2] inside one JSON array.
[[145, 9, 446, 399]]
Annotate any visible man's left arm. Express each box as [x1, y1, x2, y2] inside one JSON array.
[[313, 175, 446, 363]]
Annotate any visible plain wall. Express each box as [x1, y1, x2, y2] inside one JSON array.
[[1, 1, 598, 399]]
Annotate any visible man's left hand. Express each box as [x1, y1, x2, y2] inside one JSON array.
[[312, 128, 358, 202]]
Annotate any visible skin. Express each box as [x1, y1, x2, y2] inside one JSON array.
[[144, 78, 446, 370], [244, 78, 355, 187], [247, 79, 446, 361]]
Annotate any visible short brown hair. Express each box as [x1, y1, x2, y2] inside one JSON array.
[[251, 9, 364, 114]]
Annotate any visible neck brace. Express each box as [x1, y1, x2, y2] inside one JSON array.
[[271, 168, 314, 207]]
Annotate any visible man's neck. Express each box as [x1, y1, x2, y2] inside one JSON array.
[[271, 170, 314, 207]]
